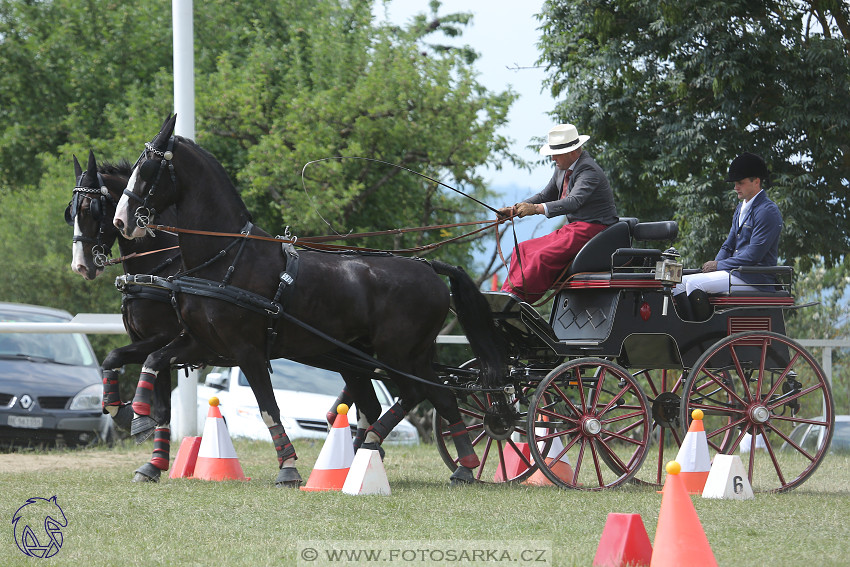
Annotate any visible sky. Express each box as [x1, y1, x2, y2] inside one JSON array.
[[373, 1, 566, 276]]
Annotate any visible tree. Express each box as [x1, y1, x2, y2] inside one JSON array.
[[0, 0, 516, 337], [537, 0, 850, 269]]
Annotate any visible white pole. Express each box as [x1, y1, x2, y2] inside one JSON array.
[[172, 0, 195, 140], [173, 0, 197, 438]]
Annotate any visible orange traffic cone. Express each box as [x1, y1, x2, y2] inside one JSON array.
[[301, 404, 355, 492], [169, 436, 202, 479], [674, 409, 711, 494], [650, 461, 717, 567], [193, 397, 249, 481], [493, 442, 530, 482], [593, 513, 652, 567]]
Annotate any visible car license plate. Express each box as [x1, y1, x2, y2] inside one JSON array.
[[8, 415, 43, 429]]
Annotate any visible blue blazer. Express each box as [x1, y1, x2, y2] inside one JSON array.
[[715, 190, 783, 285]]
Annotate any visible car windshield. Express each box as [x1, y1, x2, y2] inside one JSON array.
[[238, 359, 345, 396], [0, 311, 97, 366]]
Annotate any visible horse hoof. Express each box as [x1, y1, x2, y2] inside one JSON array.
[[132, 462, 162, 483], [275, 466, 302, 488], [112, 403, 134, 432], [450, 465, 476, 486], [360, 442, 385, 461], [131, 415, 157, 444]]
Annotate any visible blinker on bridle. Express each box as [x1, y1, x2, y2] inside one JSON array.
[[126, 137, 176, 236], [66, 171, 117, 268]]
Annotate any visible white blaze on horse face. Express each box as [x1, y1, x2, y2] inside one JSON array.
[[70, 217, 99, 278], [114, 167, 146, 239]]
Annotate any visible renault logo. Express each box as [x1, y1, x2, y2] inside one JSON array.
[[19, 395, 33, 410]]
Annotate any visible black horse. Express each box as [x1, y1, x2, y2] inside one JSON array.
[[113, 114, 506, 486], [68, 150, 185, 481], [70, 150, 379, 479]]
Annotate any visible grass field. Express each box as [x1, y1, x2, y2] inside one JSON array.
[[1, 439, 848, 567]]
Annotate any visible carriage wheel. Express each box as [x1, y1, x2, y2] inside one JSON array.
[[682, 331, 835, 493], [630, 368, 687, 486], [434, 362, 544, 483], [527, 358, 651, 490]]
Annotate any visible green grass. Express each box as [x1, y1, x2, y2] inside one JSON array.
[[1, 440, 848, 566]]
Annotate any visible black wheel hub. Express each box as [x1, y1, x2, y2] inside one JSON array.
[[483, 402, 518, 441], [651, 392, 681, 429]]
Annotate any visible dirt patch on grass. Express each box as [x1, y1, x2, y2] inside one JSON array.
[[0, 447, 148, 473]]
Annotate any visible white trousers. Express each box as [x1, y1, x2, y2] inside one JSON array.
[[673, 270, 760, 296]]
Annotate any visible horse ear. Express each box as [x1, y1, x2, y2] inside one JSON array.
[[86, 150, 98, 179], [73, 155, 83, 179], [153, 114, 177, 149]]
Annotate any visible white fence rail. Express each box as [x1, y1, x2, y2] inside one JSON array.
[[2, 315, 846, 440]]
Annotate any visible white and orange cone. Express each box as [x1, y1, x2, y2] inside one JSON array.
[[674, 409, 711, 494], [524, 426, 574, 486], [193, 397, 248, 481], [301, 403, 356, 492]]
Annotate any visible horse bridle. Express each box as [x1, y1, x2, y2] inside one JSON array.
[[65, 171, 118, 268], [125, 137, 177, 236]]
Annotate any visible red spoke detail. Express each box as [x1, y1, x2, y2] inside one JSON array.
[[635, 370, 661, 397], [469, 427, 487, 448], [600, 410, 646, 425], [458, 407, 485, 420], [507, 438, 535, 469], [575, 367, 589, 413], [754, 337, 769, 399], [572, 437, 587, 482], [694, 371, 748, 408], [728, 344, 754, 404], [769, 414, 829, 427], [596, 436, 631, 472], [763, 349, 802, 401], [657, 428, 666, 484], [764, 421, 816, 462], [758, 424, 787, 487], [766, 383, 824, 412], [536, 404, 579, 424], [588, 439, 605, 487], [476, 437, 494, 481], [494, 439, 506, 482], [550, 382, 582, 417]]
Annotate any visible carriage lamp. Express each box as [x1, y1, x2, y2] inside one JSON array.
[[655, 248, 683, 285], [655, 248, 683, 316]]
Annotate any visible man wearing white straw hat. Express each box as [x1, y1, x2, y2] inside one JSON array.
[[497, 123, 618, 302]]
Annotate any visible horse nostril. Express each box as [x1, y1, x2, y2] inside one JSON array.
[[115, 219, 124, 231]]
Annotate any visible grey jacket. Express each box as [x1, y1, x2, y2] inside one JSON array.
[[525, 150, 618, 225]]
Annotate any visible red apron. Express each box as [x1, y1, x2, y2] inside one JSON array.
[[501, 221, 608, 302]]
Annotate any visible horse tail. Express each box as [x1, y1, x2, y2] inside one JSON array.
[[430, 261, 506, 388]]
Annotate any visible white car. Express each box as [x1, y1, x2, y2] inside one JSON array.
[[170, 358, 419, 445]]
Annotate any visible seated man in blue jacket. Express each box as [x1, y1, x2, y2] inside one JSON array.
[[674, 152, 783, 321]]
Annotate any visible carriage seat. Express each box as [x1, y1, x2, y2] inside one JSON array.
[[564, 219, 679, 279]]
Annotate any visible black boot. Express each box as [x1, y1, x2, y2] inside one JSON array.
[[688, 290, 713, 322], [673, 293, 694, 321]]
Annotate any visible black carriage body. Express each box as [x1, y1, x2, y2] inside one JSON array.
[[550, 286, 789, 369], [488, 288, 789, 369]]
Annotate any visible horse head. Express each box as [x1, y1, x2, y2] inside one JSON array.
[[67, 150, 124, 280], [114, 114, 179, 240]]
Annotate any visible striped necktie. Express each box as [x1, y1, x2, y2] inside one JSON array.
[[560, 169, 573, 199]]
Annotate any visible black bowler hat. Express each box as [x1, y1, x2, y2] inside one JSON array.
[[726, 152, 770, 182]]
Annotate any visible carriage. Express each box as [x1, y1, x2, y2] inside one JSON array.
[[72, 115, 833, 492], [433, 216, 835, 493]]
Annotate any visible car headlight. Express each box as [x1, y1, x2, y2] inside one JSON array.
[[385, 428, 419, 444], [69, 384, 103, 411]]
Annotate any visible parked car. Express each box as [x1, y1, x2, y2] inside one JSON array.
[[171, 358, 419, 445], [0, 302, 113, 448], [781, 415, 850, 453]]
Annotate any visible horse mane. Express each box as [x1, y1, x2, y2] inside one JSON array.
[[175, 135, 253, 223], [98, 159, 133, 178]]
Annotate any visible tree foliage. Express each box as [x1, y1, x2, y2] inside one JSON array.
[[0, 0, 516, 335], [538, 0, 850, 268]]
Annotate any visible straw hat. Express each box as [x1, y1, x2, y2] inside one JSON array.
[[539, 124, 590, 156]]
